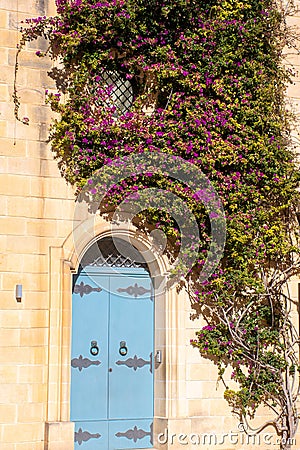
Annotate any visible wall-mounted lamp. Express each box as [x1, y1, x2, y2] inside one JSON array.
[[15, 284, 22, 302]]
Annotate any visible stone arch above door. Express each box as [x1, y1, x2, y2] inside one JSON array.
[[46, 224, 186, 450]]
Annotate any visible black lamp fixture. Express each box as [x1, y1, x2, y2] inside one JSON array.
[[15, 284, 22, 302]]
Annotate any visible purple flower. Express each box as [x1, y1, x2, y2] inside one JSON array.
[[202, 325, 215, 331]]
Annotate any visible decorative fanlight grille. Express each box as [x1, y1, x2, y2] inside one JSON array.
[[79, 237, 149, 271]]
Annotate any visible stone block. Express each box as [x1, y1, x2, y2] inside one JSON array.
[[20, 328, 47, 347], [45, 421, 74, 450], [0, 156, 8, 175], [43, 197, 74, 220], [0, 28, 19, 48], [42, 177, 71, 199], [17, 365, 46, 384], [26, 219, 57, 237], [0, 9, 8, 28], [0, 365, 18, 383], [0, 445, 15, 450], [21, 291, 48, 310], [0, 120, 7, 137], [185, 379, 203, 400], [6, 235, 44, 254], [30, 383, 47, 403], [19, 253, 48, 273], [0, 138, 26, 156], [0, 174, 31, 195], [0, 0, 43, 14], [8, 11, 29, 31], [287, 81, 300, 99], [0, 65, 20, 85], [27, 105, 53, 125], [0, 346, 47, 365], [15, 443, 44, 450], [0, 404, 17, 424], [2, 253, 24, 273], [45, 421, 73, 442], [2, 422, 44, 443], [17, 402, 45, 423], [27, 36, 49, 51], [0, 84, 9, 101], [46, 0, 57, 16], [0, 47, 8, 66], [40, 159, 62, 178], [0, 383, 31, 404], [188, 398, 211, 416], [26, 141, 52, 159], [0, 100, 15, 120], [209, 398, 233, 417], [7, 156, 41, 177], [29, 69, 56, 91], [0, 328, 20, 347], [16, 87, 44, 106], [0, 216, 27, 235], [0, 309, 48, 328], [9, 49, 52, 69], [7, 195, 42, 218], [6, 120, 40, 141]]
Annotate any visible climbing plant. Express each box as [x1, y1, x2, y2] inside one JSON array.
[[14, 0, 300, 447]]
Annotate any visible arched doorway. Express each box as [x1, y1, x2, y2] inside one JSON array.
[[70, 237, 154, 449]]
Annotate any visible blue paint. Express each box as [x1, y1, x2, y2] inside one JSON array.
[[71, 267, 154, 449]]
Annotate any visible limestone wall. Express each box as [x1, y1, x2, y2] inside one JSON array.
[[0, 0, 75, 448]]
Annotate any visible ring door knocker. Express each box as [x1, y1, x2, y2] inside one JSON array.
[[119, 341, 128, 357], [90, 340, 99, 356]]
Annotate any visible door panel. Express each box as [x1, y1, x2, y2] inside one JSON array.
[[71, 275, 109, 421], [109, 275, 153, 420]]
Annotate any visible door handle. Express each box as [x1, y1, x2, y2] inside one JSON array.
[[90, 340, 99, 356]]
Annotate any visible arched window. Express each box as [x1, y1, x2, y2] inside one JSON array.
[[78, 236, 149, 272]]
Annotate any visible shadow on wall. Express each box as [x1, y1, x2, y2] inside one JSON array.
[[36, 0, 46, 15]]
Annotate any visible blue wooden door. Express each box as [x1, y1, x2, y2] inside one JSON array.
[[71, 267, 154, 449]]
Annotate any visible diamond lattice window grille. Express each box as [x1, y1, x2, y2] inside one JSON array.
[[91, 70, 134, 118]]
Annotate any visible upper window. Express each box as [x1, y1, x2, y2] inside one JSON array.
[[100, 70, 134, 118]]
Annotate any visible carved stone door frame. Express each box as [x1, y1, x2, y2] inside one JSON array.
[[45, 220, 184, 449]]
